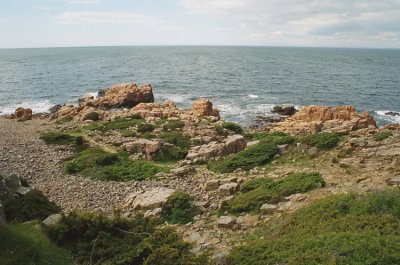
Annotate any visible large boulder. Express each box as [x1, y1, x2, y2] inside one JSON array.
[[122, 187, 176, 210], [10, 107, 32, 121], [125, 139, 162, 160], [192, 99, 220, 118], [272, 105, 297, 116]]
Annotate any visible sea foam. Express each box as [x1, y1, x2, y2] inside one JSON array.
[[0, 100, 54, 115]]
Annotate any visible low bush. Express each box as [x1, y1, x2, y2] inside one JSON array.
[[154, 146, 188, 162], [154, 132, 191, 162], [226, 173, 324, 213], [374, 131, 393, 141], [120, 129, 136, 137], [223, 122, 244, 134], [83, 111, 99, 121], [56, 115, 73, 124], [84, 116, 143, 132], [208, 142, 279, 173], [0, 223, 73, 265], [163, 120, 185, 131], [160, 132, 191, 149], [64, 148, 167, 181], [4, 189, 61, 222], [138, 123, 155, 133], [228, 190, 400, 265], [300, 132, 341, 150], [45, 211, 208, 265], [160, 191, 198, 224], [40, 132, 76, 145]]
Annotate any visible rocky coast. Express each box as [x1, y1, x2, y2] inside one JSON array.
[[1, 82, 400, 264]]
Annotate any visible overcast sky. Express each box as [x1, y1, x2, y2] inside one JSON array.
[[1, 0, 400, 48]]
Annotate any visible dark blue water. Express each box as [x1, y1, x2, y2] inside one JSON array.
[[0, 46, 399, 125]]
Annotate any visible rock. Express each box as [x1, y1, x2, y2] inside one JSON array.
[[385, 111, 400, 116], [349, 137, 367, 147], [144, 207, 162, 218], [272, 105, 297, 116], [170, 165, 195, 177], [217, 216, 236, 228], [218, 196, 234, 210], [236, 214, 259, 228], [42, 213, 63, 226], [4, 174, 21, 192], [192, 99, 220, 118], [125, 139, 162, 160], [49, 104, 62, 114], [218, 183, 239, 197], [247, 140, 260, 148], [122, 187, 176, 210], [0, 200, 6, 225], [10, 107, 33, 121], [16, 186, 32, 196], [0, 175, 14, 204], [387, 177, 400, 186], [297, 142, 309, 153], [260, 203, 278, 214], [204, 179, 220, 191]]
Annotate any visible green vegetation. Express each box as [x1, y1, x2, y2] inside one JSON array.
[[247, 131, 297, 145], [208, 142, 279, 173], [0, 222, 73, 265], [40, 132, 76, 145], [163, 120, 185, 131], [222, 122, 244, 134], [4, 189, 61, 222], [83, 111, 99, 121], [64, 148, 167, 181], [374, 130, 393, 141], [155, 132, 191, 162], [84, 116, 143, 132], [46, 211, 208, 265], [228, 190, 400, 265], [160, 132, 191, 149], [160, 191, 198, 224], [300, 132, 341, 150], [120, 129, 136, 137], [137, 123, 156, 133], [55, 115, 73, 124], [225, 173, 324, 213]]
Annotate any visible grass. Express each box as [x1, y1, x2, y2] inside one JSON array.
[[45, 211, 209, 265], [208, 141, 279, 173], [225, 172, 325, 214], [64, 148, 168, 181], [228, 190, 400, 265], [55, 115, 73, 124], [83, 116, 144, 132], [222, 122, 244, 134], [163, 120, 185, 131], [40, 132, 76, 145], [120, 129, 136, 137], [0, 222, 73, 265], [374, 131, 393, 141], [83, 111, 99, 121], [300, 132, 341, 150], [5, 189, 61, 222], [160, 191, 198, 224], [154, 132, 191, 162]]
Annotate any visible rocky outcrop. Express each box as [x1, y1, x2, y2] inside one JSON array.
[[192, 99, 220, 118], [122, 187, 176, 210], [270, 105, 376, 135], [272, 105, 297, 116], [186, 134, 246, 163], [10, 107, 32, 121], [125, 139, 163, 160]]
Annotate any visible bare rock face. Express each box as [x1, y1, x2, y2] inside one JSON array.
[[10, 107, 32, 121], [125, 139, 162, 160], [186, 134, 246, 163], [270, 105, 377, 135], [122, 187, 176, 210], [192, 99, 220, 118], [84, 83, 154, 109]]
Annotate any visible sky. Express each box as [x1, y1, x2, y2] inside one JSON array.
[[0, 0, 400, 48]]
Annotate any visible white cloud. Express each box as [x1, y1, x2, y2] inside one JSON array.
[[57, 11, 162, 26], [64, 0, 100, 4]]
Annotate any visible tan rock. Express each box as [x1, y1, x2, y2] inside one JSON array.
[[218, 183, 239, 197], [125, 139, 162, 160], [10, 107, 32, 121], [122, 187, 175, 210], [217, 216, 236, 228], [204, 179, 220, 191], [260, 203, 278, 214], [192, 99, 219, 118]]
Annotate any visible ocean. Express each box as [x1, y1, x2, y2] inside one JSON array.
[[0, 46, 399, 126]]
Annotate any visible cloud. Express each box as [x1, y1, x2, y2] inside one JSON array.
[[180, 0, 400, 47], [57, 11, 162, 26], [64, 0, 100, 4]]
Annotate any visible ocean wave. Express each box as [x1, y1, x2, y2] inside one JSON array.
[[85, 91, 98, 98], [247, 94, 259, 99], [0, 100, 54, 115], [374, 110, 400, 124]]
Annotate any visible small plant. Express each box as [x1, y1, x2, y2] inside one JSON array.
[[223, 122, 244, 134], [83, 112, 99, 121], [161, 191, 198, 224], [120, 129, 136, 137], [160, 132, 191, 149], [4, 189, 61, 222], [142, 132, 156, 139], [74, 136, 84, 146], [300, 132, 341, 150], [95, 153, 119, 166], [374, 131, 393, 141], [84, 116, 143, 132], [56, 115, 73, 124], [138, 123, 156, 133], [40, 132, 76, 145], [163, 120, 185, 131]]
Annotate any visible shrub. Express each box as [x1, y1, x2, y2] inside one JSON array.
[[83, 112, 99, 121], [160, 132, 191, 149], [160, 191, 198, 224], [120, 129, 136, 137], [56, 115, 73, 124], [0, 223, 73, 265], [300, 132, 341, 150], [45, 211, 207, 265], [84, 116, 143, 132], [154, 146, 188, 162], [374, 131, 393, 141], [208, 142, 279, 173], [163, 120, 185, 131], [223, 122, 244, 134], [64, 148, 167, 181], [228, 190, 400, 265], [4, 189, 61, 222], [75, 136, 84, 146], [138, 123, 155, 133], [142, 132, 156, 139], [40, 132, 75, 145], [226, 173, 324, 213]]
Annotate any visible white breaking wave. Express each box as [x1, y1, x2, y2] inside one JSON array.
[[85, 91, 98, 98], [0, 100, 54, 115], [375, 110, 400, 124]]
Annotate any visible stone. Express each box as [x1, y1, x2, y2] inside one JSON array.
[[10, 107, 33, 121], [125, 139, 162, 160], [218, 195, 234, 210], [4, 174, 21, 192], [218, 183, 239, 197], [0, 200, 6, 225], [217, 216, 236, 228], [192, 99, 220, 118], [144, 207, 162, 218], [260, 203, 278, 214], [387, 177, 400, 186], [272, 105, 297, 116], [170, 165, 195, 177], [349, 137, 367, 147], [42, 213, 63, 226], [204, 179, 220, 191], [122, 187, 176, 210], [16, 186, 32, 196], [385, 111, 400, 116], [0, 176, 14, 204], [297, 142, 309, 153], [236, 214, 259, 228]]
